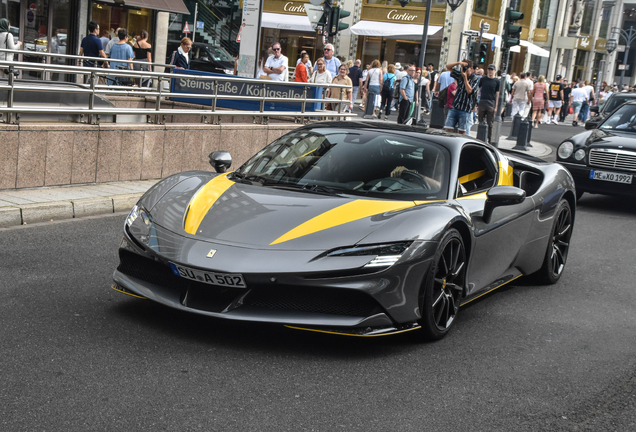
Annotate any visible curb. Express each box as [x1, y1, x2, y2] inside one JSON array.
[[0, 193, 143, 228]]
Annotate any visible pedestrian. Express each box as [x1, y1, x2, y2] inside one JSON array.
[[420, 70, 431, 114], [327, 64, 353, 113], [531, 75, 548, 128], [547, 75, 564, 124], [522, 72, 534, 118], [264, 42, 288, 81], [348, 59, 363, 106], [559, 80, 572, 122], [296, 50, 312, 75], [434, 68, 453, 119], [104, 28, 121, 56], [321, 43, 341, 78], [100, 29, 110, 51], [360, 63, 370, 109], [309, 58, 332, 110], [445, 79, 458, 116], [168, 37, 192, 69], [79, 20, 109, 78], [364, 59, 383, 117], [107, 28, 134, 85], [580, 80, 595, 123], [427, 63, 438, 87], [294, 52, 310, 82], [510, 73, 532, 117], [570, 82, 588, 126], [397, 64, 416, 124], [379, 64, 396, 120], [443, 60, 479, 135], [0, 18, 21, 78], [132, 29, 152, 87], [256, 49, 268, 79], [392, 63, 407, 111], [477, 64, 500, 143]]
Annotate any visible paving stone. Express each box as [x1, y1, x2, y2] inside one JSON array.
[[0, 207, 22, 227]]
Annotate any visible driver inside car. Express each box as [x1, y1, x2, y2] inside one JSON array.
[[390, 166, 442, 190]]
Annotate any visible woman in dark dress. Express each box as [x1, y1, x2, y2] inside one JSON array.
[[133, 30, 152, 87]]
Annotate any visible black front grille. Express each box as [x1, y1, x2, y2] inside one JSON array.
[[245, 286, 381, 317]]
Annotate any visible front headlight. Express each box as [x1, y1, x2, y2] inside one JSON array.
[[224, 69, 234, 75], [327, 242, 413, 268], [574, 149, 586, 161], [126, 205, 153, 245], [558, 142, 574, 159]]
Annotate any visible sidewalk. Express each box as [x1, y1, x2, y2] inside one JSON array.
[[0, 123, 553, 229]]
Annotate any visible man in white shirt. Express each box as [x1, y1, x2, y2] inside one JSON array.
[[522, 72, 534, 118], [264, 42, 288, 81], [570, 82, 588, 126], [321, 43, 340, 78]]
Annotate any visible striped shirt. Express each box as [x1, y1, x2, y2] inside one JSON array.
[[452, 73, 479, 112]]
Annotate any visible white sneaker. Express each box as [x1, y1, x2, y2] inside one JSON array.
[[552, 119, 558, 125]]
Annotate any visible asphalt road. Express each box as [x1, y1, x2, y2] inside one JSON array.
[[1, 193, 635, 431]]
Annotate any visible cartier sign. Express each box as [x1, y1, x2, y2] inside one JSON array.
[[387, 10, 418, 22], [263, 0, 311, 15], [283, 2, 306, 13]]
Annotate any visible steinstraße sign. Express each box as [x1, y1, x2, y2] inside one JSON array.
[[170, 69, 322, 112]]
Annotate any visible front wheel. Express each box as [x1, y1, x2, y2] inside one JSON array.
[[418, 229, 467, 341], [532, 199, 573, 285]]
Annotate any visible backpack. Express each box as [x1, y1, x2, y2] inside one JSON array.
[[382, 73, 394, 93], [393, 77, 402, 98]]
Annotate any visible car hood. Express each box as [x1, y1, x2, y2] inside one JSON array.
[[148, 174, 447, 251], [584, 128, 636, 149]]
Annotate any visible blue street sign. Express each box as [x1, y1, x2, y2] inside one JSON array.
[[197, 21, 204, 29], [491, 37, 496, 51]]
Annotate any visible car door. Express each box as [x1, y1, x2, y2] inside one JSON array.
[[455, 144, 535, 295]]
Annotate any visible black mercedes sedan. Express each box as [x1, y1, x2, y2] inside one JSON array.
[[558, 101, 636, 199], [586, 92, 636, 129]]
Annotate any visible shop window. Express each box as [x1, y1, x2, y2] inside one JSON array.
[[474, 0, 494, 16], [580, 1, 595, 35], [598, 5, 612, 39], [92, 3, 153, 43], [536, 0, 552, 28]]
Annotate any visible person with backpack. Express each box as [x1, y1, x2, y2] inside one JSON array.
[[379, 64, 396, 120], [397, 64, 416, 124]]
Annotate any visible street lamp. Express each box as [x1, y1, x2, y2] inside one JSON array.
[[611, 26, 636, 87], [401, 0, 465, 126]]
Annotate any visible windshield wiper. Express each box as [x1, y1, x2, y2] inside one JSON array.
[[269, 183, 345, 196], [230, 172, 272, 185]]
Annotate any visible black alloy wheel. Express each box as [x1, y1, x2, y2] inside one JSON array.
[[419, 229, 467, 341], [533, 199, 573, 285]]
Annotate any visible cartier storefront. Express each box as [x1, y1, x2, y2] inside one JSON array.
[[350, 0, 446, 67]]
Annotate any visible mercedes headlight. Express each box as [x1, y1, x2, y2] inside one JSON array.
[[126, 205, 154, 245], [574, 149, 586, 161], [557, 142, 574, 159], [327, 242, 412, 268], [224, 69, 234, 75]]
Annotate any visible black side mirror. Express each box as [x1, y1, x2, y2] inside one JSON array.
[[209, 151, 232, 173], [584, 121, 595, 130], [483, 186, 526, 224]]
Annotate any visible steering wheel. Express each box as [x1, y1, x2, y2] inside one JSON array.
[[400, 170, 431, 189]]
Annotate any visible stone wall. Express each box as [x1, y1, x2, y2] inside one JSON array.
[[0, 123, 300, 190]]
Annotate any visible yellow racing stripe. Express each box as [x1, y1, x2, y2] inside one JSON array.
[[184, 173, 234, 235], [458, 170, 486, 184], [270, 199, 416, 245]]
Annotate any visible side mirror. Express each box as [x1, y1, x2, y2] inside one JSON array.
[[584, 121, 595, 130], [482, 186, 526, 224], [209, 151, 232, 173], [590, 106, 599, 113]]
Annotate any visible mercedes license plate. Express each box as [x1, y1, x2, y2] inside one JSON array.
[[590, 170, 633, 184], [169, 262, 247, 288]]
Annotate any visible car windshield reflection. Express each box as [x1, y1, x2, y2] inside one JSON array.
[[600, 104, 636, 132], [604, 96, 636, 113], [235, 127, 451, 200]]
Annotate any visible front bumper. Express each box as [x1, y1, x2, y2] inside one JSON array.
[[559, 161, 636, 197], [113, 230, 437, 329]]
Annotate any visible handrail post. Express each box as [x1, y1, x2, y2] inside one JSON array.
[[88, 71, 96, 124], [338, 87, 344, 121], [260, 82, 266, 124], [7, 65, 15, 124], [155, 76, 163, 124], [212, 80, 218, 112]]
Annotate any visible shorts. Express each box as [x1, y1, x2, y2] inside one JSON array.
[[444, 108, 472, 133], [548, 100, 563, 108], [571, 101, 583, 114]]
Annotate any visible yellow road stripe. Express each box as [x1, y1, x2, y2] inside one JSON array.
[[270, 199, 416, 245], [184, 173, 234, 235]]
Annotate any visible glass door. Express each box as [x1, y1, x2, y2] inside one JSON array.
[[48, 0, 70, 81]]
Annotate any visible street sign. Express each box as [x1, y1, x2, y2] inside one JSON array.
[[618, 64, 627, 70], [304, 4, 325, 25], [196, 21, 204, 30], [308, 0, 323, 5], [182, 22, 191, 34]]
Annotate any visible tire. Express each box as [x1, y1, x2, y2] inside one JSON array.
[[532, 199, 573, 285], [418, 228, 467, 341]]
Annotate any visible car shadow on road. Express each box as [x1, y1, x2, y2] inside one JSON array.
[[576, 194, 636, 215]]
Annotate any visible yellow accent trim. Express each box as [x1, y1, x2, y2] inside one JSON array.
[[284, 325, 422, 337], [497, 160, 514, 186], [457, 191, 487, 200], [111, 285, 147, 300], [458, 170, 486, 184], [184, 174, 234, 235], [460, 274, 522, 307], [270, 199, 416, 245]]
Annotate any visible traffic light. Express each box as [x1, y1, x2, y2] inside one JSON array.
[[319, 0, 332, 28], [504, 7, 524, 48], [329, 6, 351, 36], [468, 42, 476, 62], [478, 43, 488, 64]]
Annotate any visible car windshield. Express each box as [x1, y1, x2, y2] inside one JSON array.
[[600, 104, 636, 132], [604, 95, 636, 113], [206, 46, 234, 62], [235, 127, 451, 200]]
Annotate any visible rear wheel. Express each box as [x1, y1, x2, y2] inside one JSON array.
[[532, 199, 573, 285], [419, 229, 467, 341]]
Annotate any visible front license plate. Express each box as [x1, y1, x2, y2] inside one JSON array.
[[589, 170, 633, 184], [169, 262, 247, 288]]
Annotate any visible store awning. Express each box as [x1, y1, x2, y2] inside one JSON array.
[[350, 20, 442, 38], [261, 13, 315, 33], [98, 0, 190, 14], [510, 40, 550, 57]]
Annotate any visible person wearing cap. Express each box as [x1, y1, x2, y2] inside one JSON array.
[[547, 75, 564, 124], [476, 64, 500, 143]]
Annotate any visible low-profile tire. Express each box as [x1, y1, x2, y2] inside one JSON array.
[[418, 228, 467, 341], [532, 199, 573, 285]]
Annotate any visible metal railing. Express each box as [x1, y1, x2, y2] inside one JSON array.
[[0, 49, 355, 125]]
